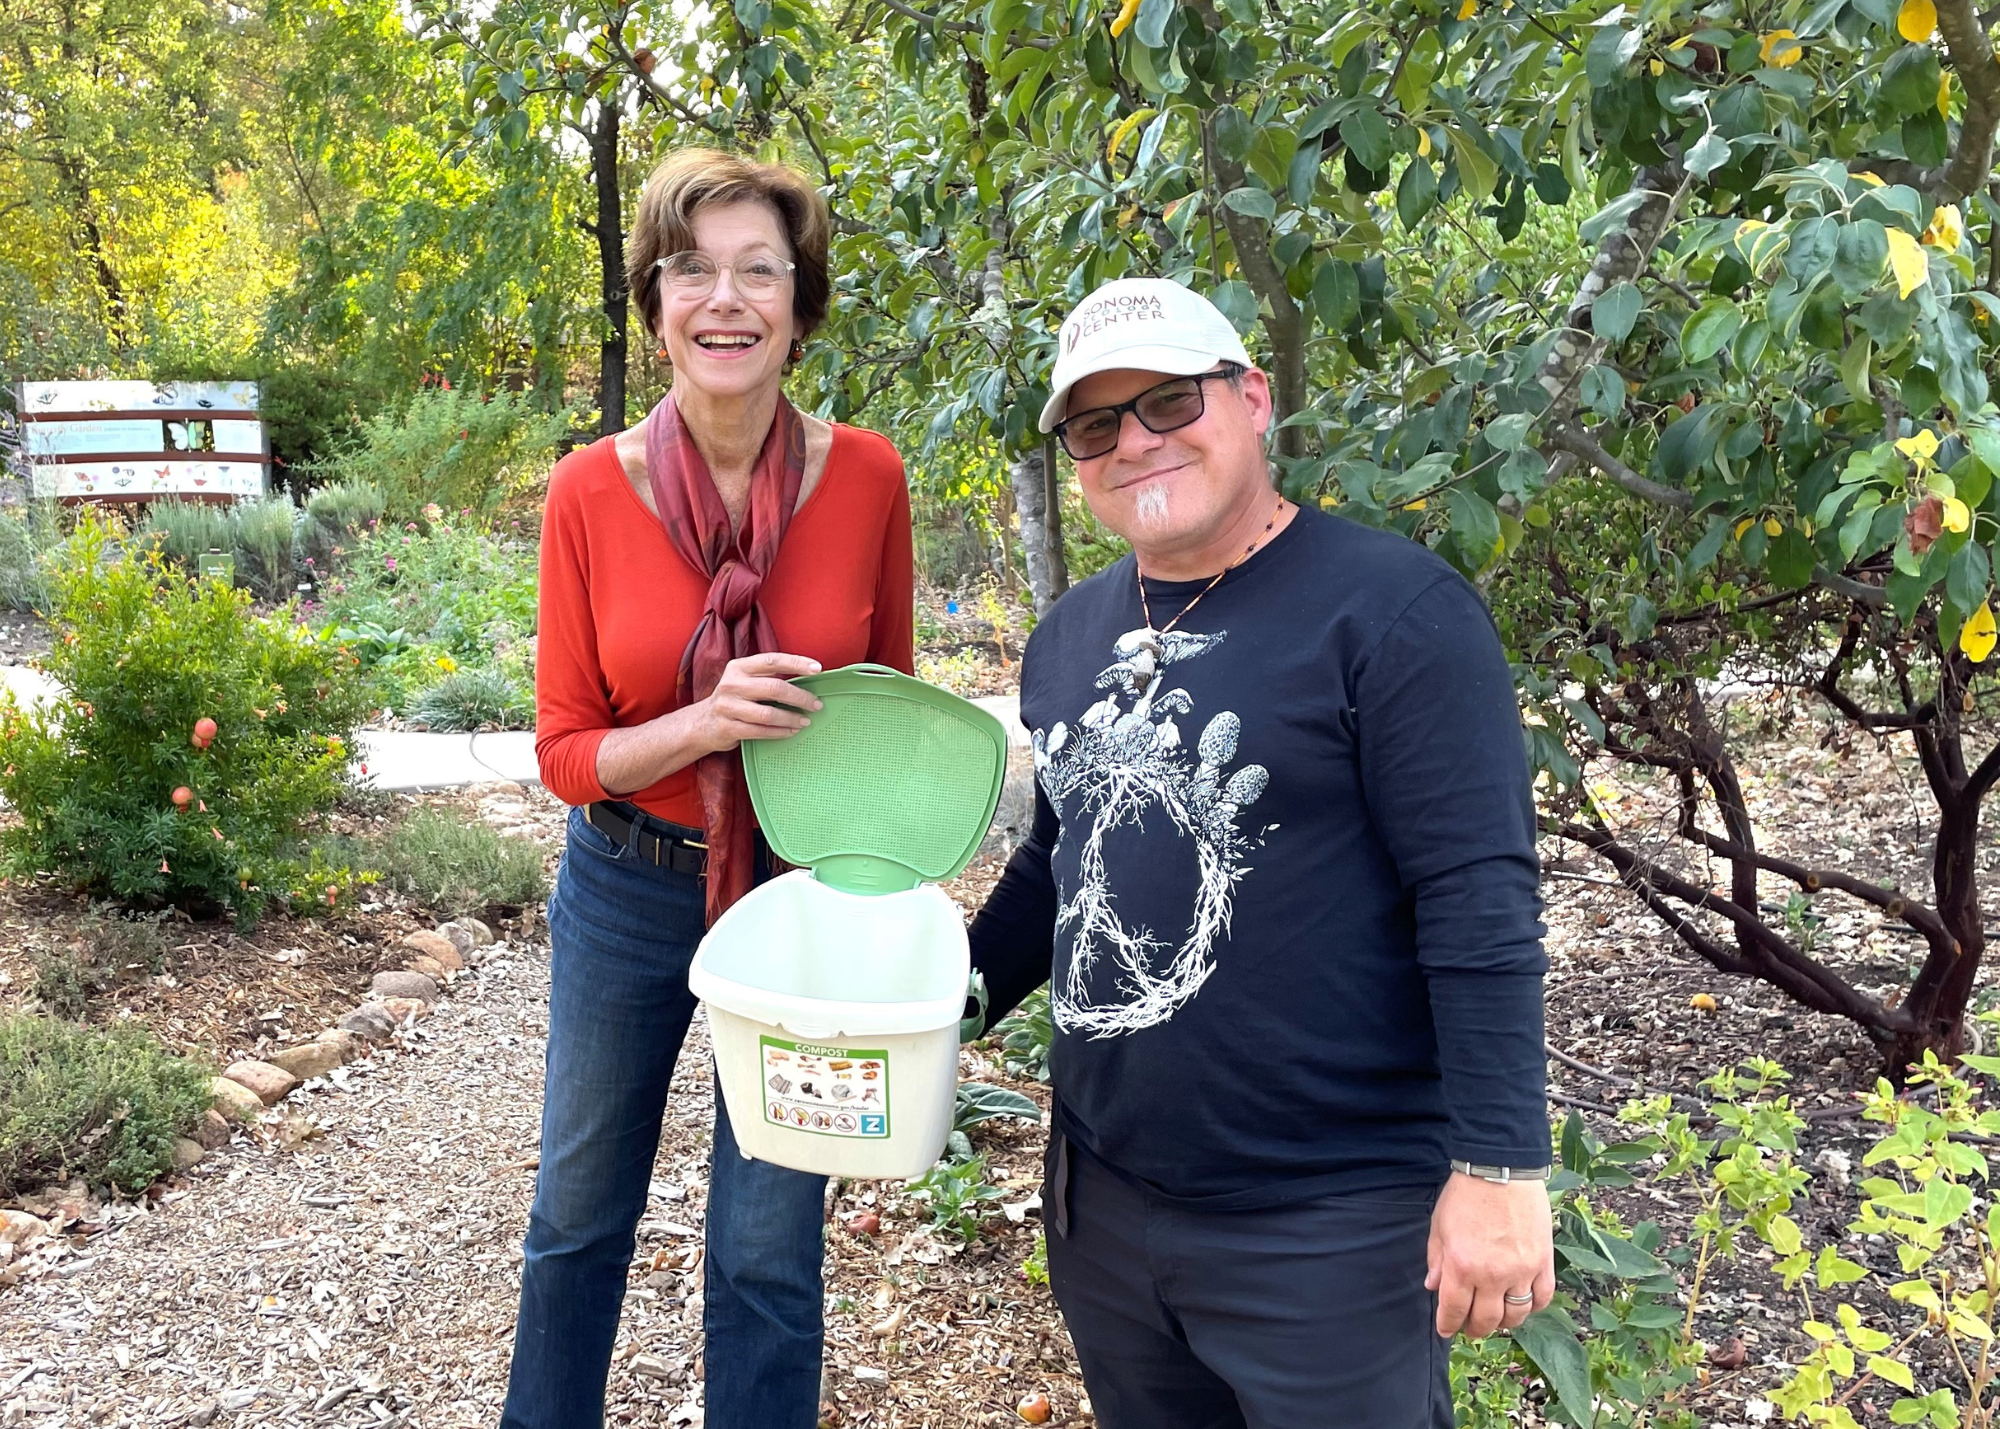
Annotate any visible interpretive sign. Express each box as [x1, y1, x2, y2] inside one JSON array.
[[11, 380, 269, 502]]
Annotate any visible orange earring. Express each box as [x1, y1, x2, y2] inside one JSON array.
[[656, 345, 668, 361]]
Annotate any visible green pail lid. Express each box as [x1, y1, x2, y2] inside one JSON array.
[[741, 664, 1008, 895]]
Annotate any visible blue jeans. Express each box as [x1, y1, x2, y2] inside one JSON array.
[[500, 806, 831, 1429]]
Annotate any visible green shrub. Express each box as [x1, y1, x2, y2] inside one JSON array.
[[231, 494, 300, 600], [300, 479, 385, 573], [303, 386, 569, 522], [0, 501, 62, 612], [409, 666, 531, 731], [31, 911, 170, 1020], [366, 808, 547, 916], [0, 514, 374, 919], [139, 498, 233, 567], [0, 1013, 214, 1198], [314, 519, 537, 708], [993, 985, 1053, 1084]]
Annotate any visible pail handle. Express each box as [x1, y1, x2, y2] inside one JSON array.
[[959, 970, 989, 1044]]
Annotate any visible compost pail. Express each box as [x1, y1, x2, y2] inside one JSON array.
[[688, 664, 1007, 1178]]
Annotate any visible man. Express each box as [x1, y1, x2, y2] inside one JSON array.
[[967, 277, 1552, 1428]]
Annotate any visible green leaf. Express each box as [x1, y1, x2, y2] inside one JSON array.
[[1445, 487, 1502, 563], [1485, 412, 1534, 452], [1660, 404, 1726, 483], [1580, 191, 1647, 245], [1581, 364, 1625, 419], [1312, 258, 1360, 331], [1287, 140, 1323, 208], [1340, 108, 1394, 172], [1221, 186, 1276, 220], [1209, 279, 1260, 332], [1133, 0, 1174, 48], [1396, 159, 1438, 229], [1768, 527, 1816, 589], [1688, 516, 1730, 573], [1947, 540, 1990, 614], [1682, 299, 1744, 365], [1685, 129, 1731, 180], [1840, 333, 1874, 406], [1834, 221, 1891, 299], [1512, 1310, 1594, 1423], [1593, 281, 1641, 342], [1870, 1356, 1916, 1392], [1585, 24, 1642, 87]]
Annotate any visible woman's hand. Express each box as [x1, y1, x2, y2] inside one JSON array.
[[691, 652, 825, 755]]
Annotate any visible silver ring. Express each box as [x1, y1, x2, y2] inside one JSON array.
[[1504, 1293, 1534, 1305]]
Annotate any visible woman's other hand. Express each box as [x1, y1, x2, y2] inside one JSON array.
[[695, 652, 824, 753]]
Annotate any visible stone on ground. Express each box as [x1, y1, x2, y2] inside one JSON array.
[[189, 1109, 231, 1150], [379, 995, 430, 1024], [207, 1075, 265, 1124], [265, 1041, 345, 1082], [312, 1027, 364, 1062], [222, 1060, 299, 1106], [404, 929, 464, 970], [337, 1003, 398, 1044], [371, 969, 439, 1001], [171, 1139, 205, 1172], [406, 954, 447, 981]]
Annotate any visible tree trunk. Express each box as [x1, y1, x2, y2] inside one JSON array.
[[1889, 802, 1986, 1072], [1042, 434, 1069, 604], [590, 94, 628, 436], [1011, 444, 1059, 614]]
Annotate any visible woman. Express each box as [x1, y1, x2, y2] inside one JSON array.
[[504, 149, 914, 1429]]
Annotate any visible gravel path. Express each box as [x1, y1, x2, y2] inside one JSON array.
[[0, 933, 724, 1429]]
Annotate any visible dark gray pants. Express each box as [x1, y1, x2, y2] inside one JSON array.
[[1046, 1133, 1454, 1429]]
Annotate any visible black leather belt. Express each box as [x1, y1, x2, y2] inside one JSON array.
[[583, 801, 708, 876]]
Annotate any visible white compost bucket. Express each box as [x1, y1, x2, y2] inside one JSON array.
[[690, 869, 969, 1179]]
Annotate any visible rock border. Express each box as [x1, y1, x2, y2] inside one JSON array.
[[0, 916, 500, 1290]]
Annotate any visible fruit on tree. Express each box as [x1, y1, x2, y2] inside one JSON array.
[[171, 787, 192, 808]]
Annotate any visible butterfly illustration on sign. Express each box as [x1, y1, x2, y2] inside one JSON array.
[[1033, 627, 1271, 1037]]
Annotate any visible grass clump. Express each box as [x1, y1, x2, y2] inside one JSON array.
[[364, 809, 547, 917], [0, 1013, 213, 1198], [409, 667, 531, 731]]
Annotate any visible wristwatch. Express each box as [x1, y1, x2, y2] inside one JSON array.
[[1450, 1160, 1553, 1184]]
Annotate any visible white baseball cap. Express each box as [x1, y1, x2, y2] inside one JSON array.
[[1038, 278, 1254, 434]]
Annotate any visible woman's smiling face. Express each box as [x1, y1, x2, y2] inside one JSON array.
[[656, 199, 798, 403]]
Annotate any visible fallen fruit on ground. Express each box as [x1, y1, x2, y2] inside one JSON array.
[[1691, 993, 1718, 1012], [847, 1212, 881, 1237], [1017, 1390, 1052, 1423]]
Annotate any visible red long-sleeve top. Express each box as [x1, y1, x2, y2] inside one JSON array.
[[534, 425, 915, 828]]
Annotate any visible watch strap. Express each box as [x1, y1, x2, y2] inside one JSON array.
[[1450, 1160, 1552, 1184]]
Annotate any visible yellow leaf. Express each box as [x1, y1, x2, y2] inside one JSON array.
[[1650, 57, 1664, 75], [1897, 428, 1941, 462], [1854, 171, 1887, 187], [1457, 0, 1476, 17], [1944, 496, 1971, 532], [1898, 0, 1936, 41], [1764, 517, 1784, 537], [1109, 0, 1141, 37], [1105, 107, 1156, 165], [1760, 29, 1803, 66], [1735, 517, 1756, 539], [1940, 70, 1954, 117], [1963, 601, 1997, 663], [1418, 129, 1433, 158], [1887, 226, 1930, 299], [1925, 203, 1965, 252]]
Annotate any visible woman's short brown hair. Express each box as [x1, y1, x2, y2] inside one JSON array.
[[627, 149, 832, 344]]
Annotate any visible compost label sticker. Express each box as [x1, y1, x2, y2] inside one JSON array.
[[760, 1037, 890, 1138]]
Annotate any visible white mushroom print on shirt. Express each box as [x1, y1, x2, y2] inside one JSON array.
[[1033, 626, 1271, 1037]]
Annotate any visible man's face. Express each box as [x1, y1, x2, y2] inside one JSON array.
[[1064, 365, 1273, 552]]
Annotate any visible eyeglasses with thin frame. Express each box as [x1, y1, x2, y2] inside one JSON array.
[[654, 250, 797, 296], [1051, 368, 1240, 461]]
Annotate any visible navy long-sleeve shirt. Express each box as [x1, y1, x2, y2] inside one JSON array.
[[968, 505, 1549, 1208]]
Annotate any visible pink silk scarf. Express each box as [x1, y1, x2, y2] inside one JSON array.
[[643, 391, 806, 925]]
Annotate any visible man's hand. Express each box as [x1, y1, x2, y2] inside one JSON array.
[[1426, 1173, 1554, 1339]]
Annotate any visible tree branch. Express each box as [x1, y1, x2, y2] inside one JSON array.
[[1933, 0, 2000, 204], [1546, 422, 1692, 508]]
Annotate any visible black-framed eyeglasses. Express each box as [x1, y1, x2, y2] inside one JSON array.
[[1051, 367, 1240, 460], [654, 250, 796, 295]]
